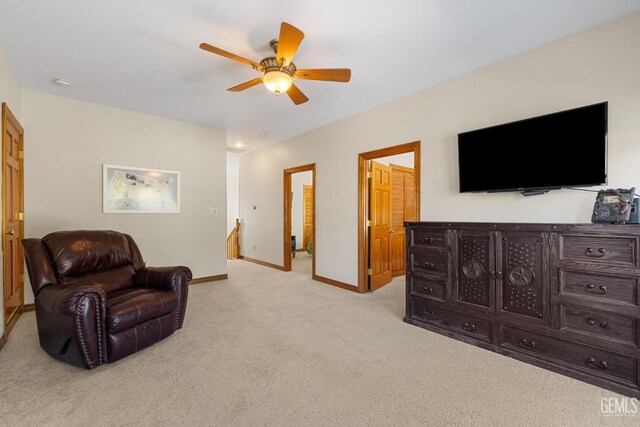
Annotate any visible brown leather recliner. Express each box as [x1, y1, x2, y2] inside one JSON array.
[[22, 230, 192, 369]]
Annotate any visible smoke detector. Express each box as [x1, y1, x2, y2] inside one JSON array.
[[52, 78, 71, 88]]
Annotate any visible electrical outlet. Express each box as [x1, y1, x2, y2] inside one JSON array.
[[252, 244, 256, 250]]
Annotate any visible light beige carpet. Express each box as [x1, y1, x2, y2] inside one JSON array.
[[0, 260, 636, 426], [291, 252, 313, 275]]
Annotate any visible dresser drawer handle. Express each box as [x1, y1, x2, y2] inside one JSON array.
[[422, 309, 437, 317], [519, 339, 537, 349], [587, 358, 608, 370], [422, 237, 434, 244], [462, 322, 476, 332], [586, 317, 608, 328], [585, 247, 607, 258], [585, 284, 607, 295], [418, 262, 435, 269], [421, 286, 434, 294]]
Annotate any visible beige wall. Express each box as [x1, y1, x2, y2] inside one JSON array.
[[227, 153, 239, 233], [21, 90, 227, 304], [375, 152, 414, 168], [239, 12, 640, 287], [0, 46, 23, 337], [0, 48, 21, 119]]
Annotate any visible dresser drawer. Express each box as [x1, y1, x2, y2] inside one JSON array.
[[560, 270, 637, 307], [408, 274, 447, 302], [410, 228, 446, 248], [560, 305, 638, 347], [500, 325, 637, 386], [410, 298, 491, 342], [409, 247, 448, 277], [560, 235, 637, 266]]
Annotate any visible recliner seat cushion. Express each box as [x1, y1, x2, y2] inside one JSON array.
[[61, 265, 136, 294], [106, 288, 178, 333]]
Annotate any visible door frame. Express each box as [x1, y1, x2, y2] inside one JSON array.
[[2, 102, 25, 337], [283, 163, 316, 274], [357, 141, 421, 292]]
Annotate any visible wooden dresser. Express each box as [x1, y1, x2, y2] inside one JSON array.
[[404, 222, 640, 397]]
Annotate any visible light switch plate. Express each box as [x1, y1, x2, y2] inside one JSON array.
[[209, 208, 218, 215]]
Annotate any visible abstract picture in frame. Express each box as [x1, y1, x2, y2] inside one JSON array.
[[103, 164, 180, 213]]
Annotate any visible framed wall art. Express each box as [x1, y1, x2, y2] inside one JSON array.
[[103, 164, 180, 213]]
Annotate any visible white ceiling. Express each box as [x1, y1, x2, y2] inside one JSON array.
[[1, 1, 639, 153]]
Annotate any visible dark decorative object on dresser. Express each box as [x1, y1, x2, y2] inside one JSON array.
[[404, 222, 640, 397], [22, 230, 192, 369]]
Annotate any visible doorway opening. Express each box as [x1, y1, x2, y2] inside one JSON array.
[[283, 164, 315, 276], [358, 141, 420, 292], [2, 103, 25, 338]]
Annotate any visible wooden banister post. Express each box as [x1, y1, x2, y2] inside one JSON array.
[[235, 218, 240, 258]]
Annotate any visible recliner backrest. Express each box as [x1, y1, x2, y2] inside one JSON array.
[[38, 230, 144, 293], [43, 230, 133, 277]]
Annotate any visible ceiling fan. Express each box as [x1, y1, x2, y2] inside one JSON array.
[[199, 22, 351, 105]]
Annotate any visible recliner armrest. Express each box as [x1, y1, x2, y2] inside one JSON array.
[[135, 266, 193, 291], [135, 266, 192, 330], [36, 284, 107, 369], [38, 284, 107, 316]]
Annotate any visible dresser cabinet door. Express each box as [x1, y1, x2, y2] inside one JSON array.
[[455, 231, 494, 311], [498, 232, 547, 322]]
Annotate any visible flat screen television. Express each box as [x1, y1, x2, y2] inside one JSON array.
[[458, 102, 607, 194]]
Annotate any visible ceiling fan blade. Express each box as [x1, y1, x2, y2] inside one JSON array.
[[286, 83, 309, 105], [294, 69, 351, 82], [199, 43, 261, 69], [228, 77, 263, 92], [276, 22, 304, 66]]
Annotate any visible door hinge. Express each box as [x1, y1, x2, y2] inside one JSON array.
[[17, 212, 24, 221], [367, 268, 372, 276], [367, 172, 372, 179], [367, 220, 371, 227], [20, 273, 24, 283], [18, 150, 24, 159]]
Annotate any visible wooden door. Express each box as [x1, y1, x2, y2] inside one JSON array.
[[2, 103, 24, 336], [303, 185, 313, 250], [390, 164, 416, 277], [369, 161, 393, 290]]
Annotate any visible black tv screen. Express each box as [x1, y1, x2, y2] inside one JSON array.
[[458, 102, 607, 193]]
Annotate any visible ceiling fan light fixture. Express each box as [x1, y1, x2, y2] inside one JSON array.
[[263, 70, 292, 94], [200, 22, 349, 105]]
